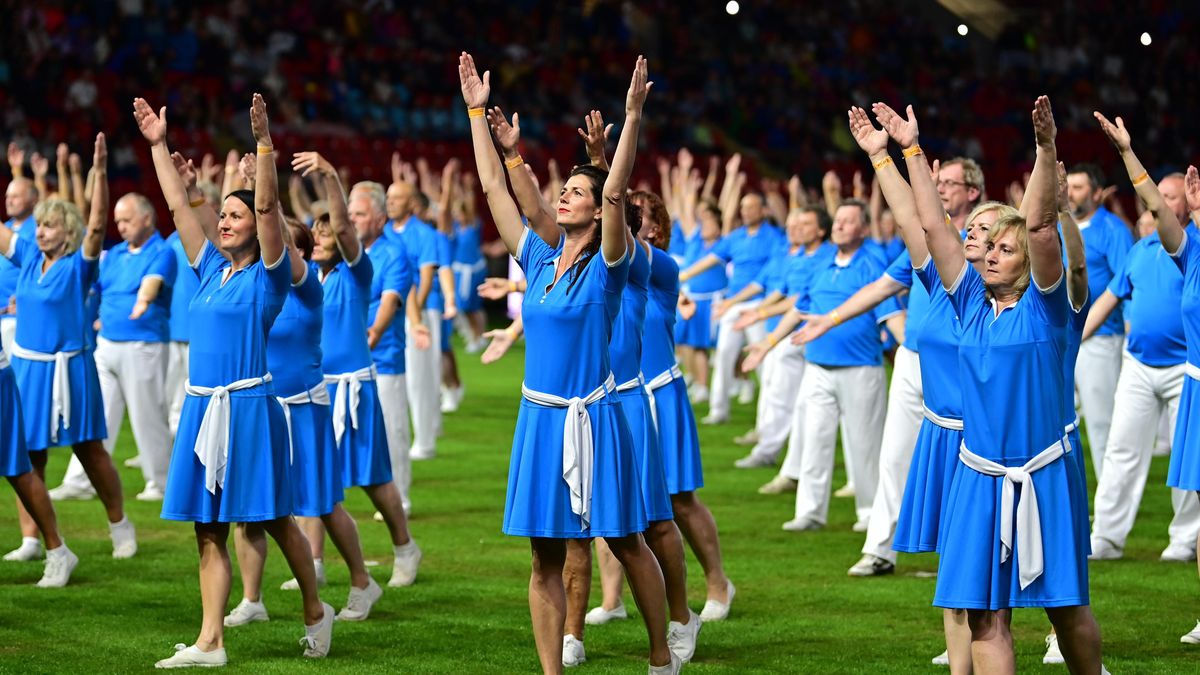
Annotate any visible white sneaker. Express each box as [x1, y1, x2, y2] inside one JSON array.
[[36, 545, 78, 588], [1043, 633, 1064, 664], [224, 598, 269, 627], [124, 455, 143, 469], [700, 413, 728, 425], [110, 519, 138, 559], [733, 453, 775, 469], [3, 537, 43, 561], [689, 386, 709, 404], [667, 610, 702, 663], [699, 580, 735, 622], [410, 448, 437, 461], [758, 475, 798, 495], [648, 653, 683, 674], [847, 554, 895, 577], [440, 385, 462, 413], [851, 519, 869, 533], [782, 518, 823, 532], [833, 483, 856, 498], [388, 541, 422, 587], [931, 649, 949, 666], [154, 643, 228, 669], [281, 559, 326, 591], [1161, 543, 1197, 562], [562, 634, 586, 667], [1181, 620, 1200, 644], [736, 379, 755, 405], [300, 602, 335, 658], [585, 602, 628, 625], [136, 485, 165, 502], [1088, 537, 1123, 561], [337, 577, 383, 621], [48, 483, 96, 501], [373, 511, 385, 522]]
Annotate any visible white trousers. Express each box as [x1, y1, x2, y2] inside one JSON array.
[[708, 300, 767, 418], [0, 317, 14, 357], [793, 364, 887, 524], [406, 308, 443, 456], [861, 347, 925, 562], [377, 372, 413, 510], [747, 340, 806, 463], [166, 341, 189, 438], [1091, 354, 1200, 550], [63, 338, 170, 490], [1076, 334, 1124, 477]]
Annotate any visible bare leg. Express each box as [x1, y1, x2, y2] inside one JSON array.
[[6, 472, 63, 549], [593, 537, 625, 611], [261, 517, 323, 625], [72, 440, 124, 523], [16, 450, 47, 538], [693, 349, 710, 390], [944, 608, 973, 674], [194, 523, 232, 651], [468, 310, 486, 342], [563, 538, 592, 640], [529, 537, 567, 675], [361, 482, 411, 546], [967, 609, 1014, 675], [1045, 605, 1102, 674], [443, 350, 462, 389], [671, 491, 730, 602], [321, 504, 370, 589], [644, 519, 691, 624], [604, 533, 670, 667], [232, 523, 267, 602], [296, 516, 326, 560]]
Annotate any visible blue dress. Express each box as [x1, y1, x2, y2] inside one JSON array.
[[611, 243, 673, 522], [0, 346, 30, 476], [162, 243, 292, 523], [1167, 226, 1200, 490], [5, 235, 107, 450], [643, 247, 703, 494], [367, 237, 414, 376], [1061, 295, 1093, 557], [268, 265, 342, 517], [934, 265, 1089, 610], [504, 229, 647, 538], [167, 231, 200, 343], [676, 235, 725, 349], [320, 251, 392, 489], [452, 220, 486, 314]]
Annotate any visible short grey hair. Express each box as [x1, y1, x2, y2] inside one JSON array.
[[350, 181, 386, 217], [34, 198, 86, 253], [119, 192, 156, 226]]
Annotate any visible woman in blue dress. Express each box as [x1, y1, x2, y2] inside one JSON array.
[[135, 95, 333, 668], [460, 52, 674, 673], [674, 196, 726, 403], [0, 133, 135, 566], [882, 97, 1102, 672]]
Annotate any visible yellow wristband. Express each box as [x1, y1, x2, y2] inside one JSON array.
[[508, 280, 518, 292], [902, 145, 923, 159], [467, 107, 485, 118], [766, 335, 779, 348], [757, 308, 768, 320], [505, 156, 525, 170], [1131, 171, 1150, 186], [831, 310, 843, 326], [504, 327, 518, 340], [872, 156, 893, 171], [257, 145, 273, 155], [188, 197, 206, 208]]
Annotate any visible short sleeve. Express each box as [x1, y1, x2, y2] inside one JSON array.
[[5, 233, 36, 268], [383, 246, 412, 299], [874, 295, 904, 324], [1168, 226, 1198, 275], [74, 249, 100, 287], [711, 235, 733, 262], [347, 245, 374, 289], [649, 248, 680, 294], [434, 231, 452, 266], [293, 263, 324, 309], [150, 245, 178, 287], [598, 248, 631, 296], [945, 263, 985, 323], [884, 249, 914, 288], [1107, 254, 1133, 301], [417, 227, 439, 268], [912, 253, 942, 294], [1024, 267, 1069, 328], [262, 248, 292, 294], [195, 241, 225, 280], [516, 227, 560, 273]]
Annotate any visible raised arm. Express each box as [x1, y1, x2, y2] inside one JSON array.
[[678, 168, 701, 238], [1187, 167, 1200, 239], [1095, 111, 1184, 254], [1023, 96, 1063, 289], [249, 94, 285, 268], [579, 110, 612, 172], [849, 106, 924, 261], [288, 173, 313, 223], [821, 171, 842, 216], [134, 98, 211, 262], [600, 56, 652, 264], [487, 107, 558, 243], [221, 149, 240, 197], [55, 143, 70, 203], [459, 52, 525, 256], [741, 306, 808, 372], [30, 153, 48, 205], [1056, 161, 1088, 309], [6, 143, 24, 179], [436, 159, 460, 236], [69, 153, 86, 214], [81, 133, 108, 260], [292, 151, 358, 263]]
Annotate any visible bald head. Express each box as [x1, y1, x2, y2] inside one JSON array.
[[1160, 173, 1187, 226], [114, 193, 157, 247], [5, 178, 37, 220], [386, 182, 416, 221]]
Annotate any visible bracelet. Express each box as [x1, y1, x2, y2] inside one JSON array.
[[508, 280, 518, 292], [872, 156, 893, 171], [902, 145, 923, 159], [257, 145, 273, 155], [757, 308, 768, 320], [1131, 171, 1150, 186], [504, 327, 518, 340], [766, 335, 779, 347], [467, 107, 485, 118], [830, 310, 843, 326], [505, 156, 525, 170], [225, 166, 236, 174], [188, 197, 206, 208]]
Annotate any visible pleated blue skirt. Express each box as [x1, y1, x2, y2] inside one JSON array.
[[619, 388, 673, 522], [327, 380, 393, 489], [288, 401, 344, 517], [457, 267, 486, 313], [1168, 376, 1200, 491], [674, 298, 716, 349], [1063, 428, 1091, 555], [894, 419, 961, 554], [0, 365, 31, 476], [11, 350, 107, 450], [504, 395, 647, 538], [441, 317, 453, 352], [651, 377, 704, 494], [933, 441, 1089, 610], [162, 387, 292, 523]]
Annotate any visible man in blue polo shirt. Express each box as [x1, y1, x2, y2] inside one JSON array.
[[1067, 163, 1134, 473], [679, 192, 785, 424], [1, 177, 37, 355], [1087, 180, 1200, 562], [164, 227, 199, 441], [52, 193, 175, 502]]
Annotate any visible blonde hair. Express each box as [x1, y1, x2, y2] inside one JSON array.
[[34, 198, 86, 254], [965, 200, 1017, 231], [985, 213, 1031, 298]]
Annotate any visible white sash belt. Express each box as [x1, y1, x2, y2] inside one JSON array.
[[10, 342, 82, 444], [185, 373, 272, 494], [1064, 416, 1080, 435], [682, 289, 722, 302], [1187, 362, 1200, 381], [923, 405, 964, 431], [643, 364, 684, 431], [276, 381, 332, 465], [452, 259, 487, 293], [958, 434, 1070, 590], [323, 365, 377, 446], [0, 350, 9, 370], [521, 373, 616, 530], [615, 374, 645, 393]]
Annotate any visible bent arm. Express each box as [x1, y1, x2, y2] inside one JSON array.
[[1081, 289, 1120, 342]]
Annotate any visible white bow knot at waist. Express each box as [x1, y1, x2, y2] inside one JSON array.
[[185, 373, 273, 495], [10, 342, 82, 444], [323, 365, 377, 446], [958, 434, 1069, 590], [277, 381, 332, 465], [0, 350, 9, 370], [642, 364, 683, 431], [521, 373, 616, 531]]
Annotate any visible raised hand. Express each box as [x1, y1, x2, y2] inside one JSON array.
[[1093, 111, 1130, 153], [872, 102, 919, 148], [1031, 95, 1056, 147], [170, 152, 198, 189], [238, 153, 255, 187], [1185, 166, 1200, 214], [625, 55, 653, 115], [68, 152, 81, 173], [56, 142, 69, 165], [29, 153, 48, 178], [477, 277, 514, 300], [481, 328, 516, 365], [391, 151, 404, 184], [458, 52, 490, 109], [132, 98, 168, 145], [250, 93, 271, 146], [678, 147, 694, 175], [577, 110, 612, 165], [6, 142, 24, 171], [1055, 161, 1069, 211], [200, 153, 221, 184], [847, 106, 889, 157], [822, 170, 841, 195], [291, 151, 336, 177], [852, 171, 865, 199], [486, 107, 521, 155], [725, 153, 741, 177], [93, 132, 107, 169]]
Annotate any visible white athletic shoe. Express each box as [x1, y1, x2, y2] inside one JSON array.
[[732, 429, 759, 446], [136, 485, 165, 502], [736, 379, 755, 405], [1087, 537, 1123, 561], [110, 519, 138, 559], [833, 483, 856, 498], [388, 540, 422, 587], [224, 598, 269, 627], [733, 453, 775, 469], [781, 518, 823, 532], [440, 385, 462, 413], [154, 643, 228, 669], [699, 580, 735, 622], [1160, 543, 1197, 562], [300, 602, 335, 658], [36, 545, 78, 588], [851, 520, 869, 533], [688, 385, 709, 404], [700, 413, 728, 425], [1181, 620, 1200, 644], [3, 537, 43, 561], [1043, 633, 1064, 664], [124, 455, 143, 469], [758, 475, 798, 495], [281, 559, 326, 591], [667, 610, 702, 663], [373, 510, 385, 522], [410, 448, 437, 461], [585, 602, 628, 625], [648, 653, 683, 674], [562, 634, 586, 667], [847, 554, 895, 577], [48, 482, 96, 501], [337, 577, 383, 622], [931, 649, 950, 666]]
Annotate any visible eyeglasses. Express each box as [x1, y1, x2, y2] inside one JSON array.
[[936, 179, 970, 189]]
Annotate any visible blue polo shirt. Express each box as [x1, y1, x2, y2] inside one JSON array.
[[427, 228, 452, 312], [1078, 205, 1133, 337], [166, 231, 199, 342], [710, 221, 785, 299], [797, 244, 899, 367], [98, 231, 176, 342], [1109, 230, 1187, 367], [884, 249, 930, 353], [367, 236, 414, 375], [386, 214, 439, 310], [682, 235, 726, 296], [0, 214, 35, 319], [776, 242, 835, 332]]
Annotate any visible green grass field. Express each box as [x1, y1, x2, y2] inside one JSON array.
[[1, 340, 1198, 673]]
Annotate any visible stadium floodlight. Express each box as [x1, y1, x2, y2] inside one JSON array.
[[726, 1, 740, 15], [957, 24, 968, 36], [1140, 32, 1152, 46]]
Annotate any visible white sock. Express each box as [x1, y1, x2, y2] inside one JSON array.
[[108, 516, 129, 531], [394, 541, 415, 556], [20, 536, 40, 549], [46, 541, 68, 558]]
